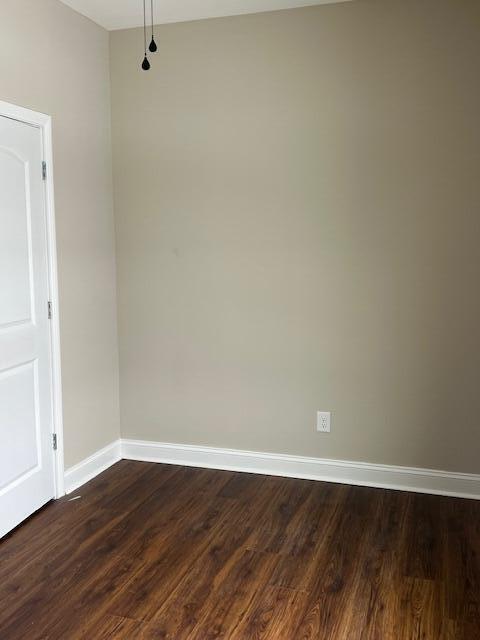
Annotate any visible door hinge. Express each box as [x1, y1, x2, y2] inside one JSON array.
[[42, 161, 47, 181], [48, 301, 53, 320], [52, 433, 58, 451]]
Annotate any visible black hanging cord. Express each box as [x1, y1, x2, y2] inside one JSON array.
[[149, 0, 158, 53], [141, 0, 151, 70]]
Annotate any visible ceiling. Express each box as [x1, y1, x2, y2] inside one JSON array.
[[59, 0, 352, 31]]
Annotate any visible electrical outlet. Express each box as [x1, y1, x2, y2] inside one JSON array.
[[316, 411, 331, 433]]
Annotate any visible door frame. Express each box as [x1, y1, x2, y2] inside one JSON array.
[[0, 99, 65, 498]]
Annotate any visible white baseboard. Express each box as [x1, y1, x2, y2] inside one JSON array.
[[63, 438, 480, 500], [121, 439, 480, 500], [64, 440, 122, 494]]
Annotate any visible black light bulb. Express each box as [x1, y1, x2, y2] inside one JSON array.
[[149, 37, 158, 53], [142, 55, 151, 71]]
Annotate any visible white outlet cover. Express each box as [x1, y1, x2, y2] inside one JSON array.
[[317, 411, 331, 433]]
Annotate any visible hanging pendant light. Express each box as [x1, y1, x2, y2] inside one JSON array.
[[141, 0, 150, 70], [149, 0, 158, 53]]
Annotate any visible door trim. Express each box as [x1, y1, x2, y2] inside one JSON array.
[[0, 100, 65, 498]]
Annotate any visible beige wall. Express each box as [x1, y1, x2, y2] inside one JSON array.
[[111, 0, 480, 474], [0, 0, 120, 467]]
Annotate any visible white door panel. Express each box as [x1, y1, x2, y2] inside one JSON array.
[[0, 148, 34, 327], [0, 115, 55, 538], [0, 361, 40, 489]]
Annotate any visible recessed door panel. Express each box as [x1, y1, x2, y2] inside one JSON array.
[[0, 149, 33, 327], [0, 361, 40, 491]]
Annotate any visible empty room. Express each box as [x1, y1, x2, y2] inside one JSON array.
[[0, 0, 479, 637]]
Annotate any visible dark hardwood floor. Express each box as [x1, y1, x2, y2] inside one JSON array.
[[0, 460, 479, 639]]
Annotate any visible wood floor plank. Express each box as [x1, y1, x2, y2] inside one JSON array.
[[141, 519, 255, 638], [334, 489, 410, 640], [266, 483, 348, 591], [403, 493, 445, 581], [188, 549, 280, 639], [78, 615, 145, 639], [0, 460, 478, 639], [290, 487, 382, 640], [393, 578, 443, 640], [105, 496, 239, 622], [43, 554, 144, 640], [228, 585, 309, 640]]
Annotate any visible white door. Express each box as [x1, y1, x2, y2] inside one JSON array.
[[0, 115, 55, 538]]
